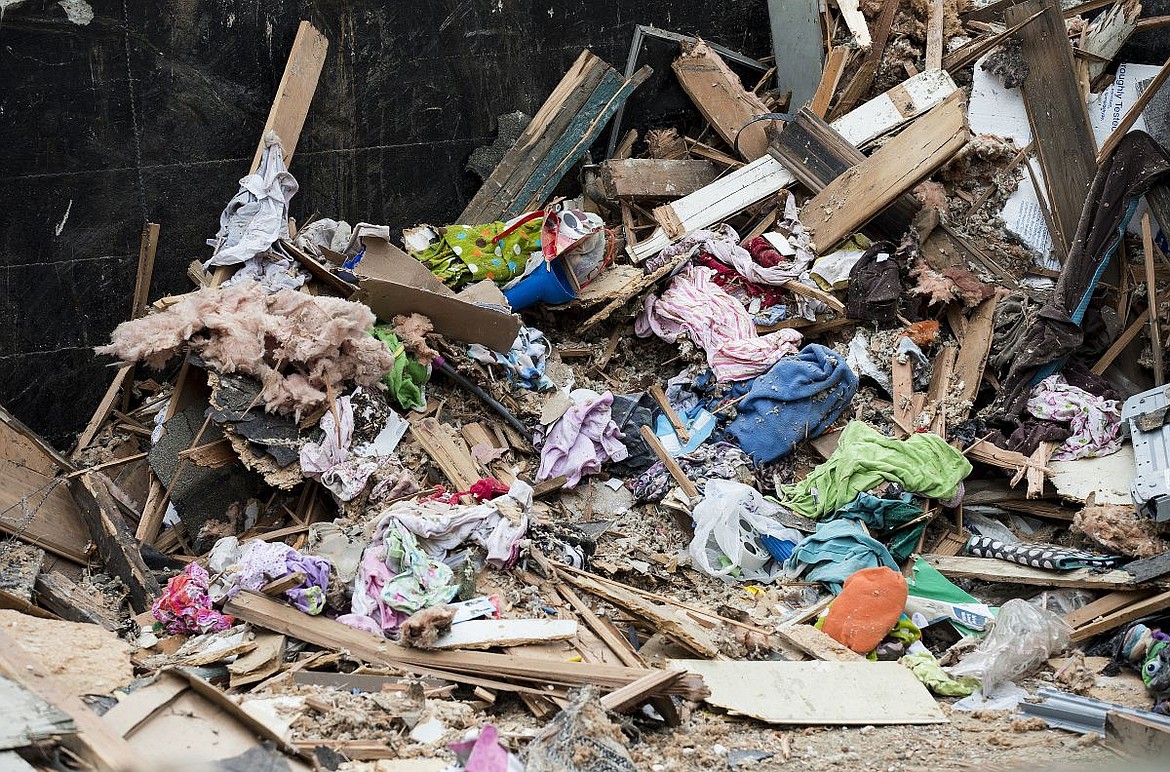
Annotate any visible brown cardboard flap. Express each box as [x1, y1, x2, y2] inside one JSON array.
[[355, 236, 521, 353]]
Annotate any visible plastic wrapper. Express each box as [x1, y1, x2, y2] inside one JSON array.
[[687, 480, 797, 583], [949, 598, 1071, 695]]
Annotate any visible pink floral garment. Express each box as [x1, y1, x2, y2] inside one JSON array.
[[1026, 374, 1122, 461]]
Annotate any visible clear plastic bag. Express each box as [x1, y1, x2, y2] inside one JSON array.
[[949, 598, 1072, 695], [687, 480, 796, 583]]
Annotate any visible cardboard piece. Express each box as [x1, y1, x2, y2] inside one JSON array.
[[671, 660, 948, 725], [354, 236, 522, 353]]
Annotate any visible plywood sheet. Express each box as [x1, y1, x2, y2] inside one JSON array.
[[670, 660, 947, 725]]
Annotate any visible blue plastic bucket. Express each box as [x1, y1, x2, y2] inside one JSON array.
[[503, 258, 577, 310]]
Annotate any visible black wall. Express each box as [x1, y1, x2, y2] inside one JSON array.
[[0, 0, 770, 447]]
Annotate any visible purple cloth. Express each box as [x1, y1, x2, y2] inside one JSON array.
[[537, 390, 629, 487]]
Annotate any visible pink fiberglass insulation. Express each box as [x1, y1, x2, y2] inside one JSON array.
[[96, 282, 395, 417]]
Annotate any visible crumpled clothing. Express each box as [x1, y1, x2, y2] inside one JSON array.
[[468, 325, 555, 392], [965, 535, 1121, 570], [988, 292, 1037, 375], [349, 482, 531, 634], [696, 252, 787, 308], [606, 393, 655, 476], [994, 132, 1170, 417], [636, 265, 804, 382], [1026, 374, 1122, 460], [206, 135, 298, 268], [845, 242, 900, 324], [298, 395, 377, 502], [983, 418, 1072, 458], [222, 251, 308, 294], [372, 326, 430, 411], [632, 442, 754, 502], [901, 650, 980, 697], [212, 538, 331, 614], [299, 395, 354, 474], [785, 519, 900, 594], [782, 421, 972, 519], [152, 563, 233, 635], [833, 491, 924, 564], [537, 390, 629, 488], [727, 344, 858, 463], [410, 216, 543, 289], [294, 218, 354, 257]]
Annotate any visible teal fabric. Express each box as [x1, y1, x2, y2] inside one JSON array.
[[786, 519, 899, 594]]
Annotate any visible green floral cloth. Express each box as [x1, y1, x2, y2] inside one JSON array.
[[411, 218, 544, 289]]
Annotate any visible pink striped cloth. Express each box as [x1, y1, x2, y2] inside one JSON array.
[[635, 266, 802, 382]]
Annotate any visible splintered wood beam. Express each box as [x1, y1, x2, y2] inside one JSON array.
[[809, 47, 849, 119], [131, 223, 160, 320], [73, 363, 134, 456], [673, 40, 772, 160], [250, 21, 329, 172], [409, 417, 480, 493], [925, 555, 1160, 590], [639, 425, 700, 501], [836, 0, 872, 47], [801, 91, 969, 254], [68, 473, 160, 613], [1007, 0, 1097, 256], [950, 293, 1000, 419]]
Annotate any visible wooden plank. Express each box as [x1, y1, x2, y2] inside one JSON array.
[[73, 364, 133, 456], [769, 107, 920, 241], [0, 627, 140, 771], [809, 47, 848, 119], [555, 564, 722, 658], [34, 571, 120, 631], [950, 293, 999, 418], [68, 474, 160, 613], [767, 0, 824, 113], [1062, 590, 1154, 630], [1093, 308, 1154, 374], [461, 52, 650, 222], [648, 385, 689, 444], [775, 624, 866, 662], [1070, 590, 1170, 642], [836, 0, 872, 47], [639, 426, 700, 500], [426, 619, 578, 651], [1143, 213, 1165, 385], [599, 669, 684, 713], [1, 412, 89, 565], [1006, 0, 1097, 256], [925, 555, 1161, 590], [409, 417, 480, 493], [892, 353, 916, 437], [130, 223, 160, 320], [673, 40, 772, 160], [925, 0, 946, 71], [1105, 710, 1170, 757], [630, 69, 959, 262], [1082, 0, 1143, 84], [830, 0, 899, 119], [223, 591, 708, 698], [672, 660, 947, 725], [597, 159, 718, 200], [249, 21, 328, 172], [801, 91, 969, 254], [944, 8, 1045, 73]]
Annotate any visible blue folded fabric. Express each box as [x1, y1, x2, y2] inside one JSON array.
[[726, 344, 858, 463], [786, 519, 899, 594]]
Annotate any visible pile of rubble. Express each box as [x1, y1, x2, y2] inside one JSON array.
[[6, 1, 1170, 769]]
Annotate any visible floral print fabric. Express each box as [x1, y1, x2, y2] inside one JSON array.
[[1026, 374, 1122, 461]]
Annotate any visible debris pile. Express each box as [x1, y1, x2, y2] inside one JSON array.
[[8, 2, 1170, 769]]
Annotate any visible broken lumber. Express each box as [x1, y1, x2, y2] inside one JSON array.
[[925, 555, 1163, 590], [801, 91, 970, 254], [1070, 590, 1170, 642], [639, 425, 700, 500], [597, 158, 717, 200], [224, 591, 709, 699], [426, 619, 579, 651], [775, 624, 866, 662], [672, 40, 771, 160], [34, 571, 121, 631], [67, 473, 160, 613], [1006, 0, 1097, 255], [629, 69, 959, 262], [460, 50, 651, 223], [249, 21, 329, 172], [409, 417, 480, 493]]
